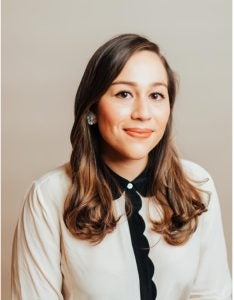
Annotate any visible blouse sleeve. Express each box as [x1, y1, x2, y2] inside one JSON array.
[[11, 182, 64, 300], [189, 174, 232, 299]]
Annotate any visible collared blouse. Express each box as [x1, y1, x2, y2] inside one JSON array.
[[11, 160, 232, 300]]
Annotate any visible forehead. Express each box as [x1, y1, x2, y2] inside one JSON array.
[[114, 50, 168, 85]]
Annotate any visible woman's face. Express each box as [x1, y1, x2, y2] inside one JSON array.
[[96, 50, 170, 166]]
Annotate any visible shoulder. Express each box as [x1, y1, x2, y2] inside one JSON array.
[[24, 163, 72, 212], [180, 159, 217, 206], [180, 159, 211, 181], [33, 162, 71, 190], [180, 159, 215, 189]]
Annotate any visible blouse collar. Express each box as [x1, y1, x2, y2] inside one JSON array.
[[104, 163, 153, 199]]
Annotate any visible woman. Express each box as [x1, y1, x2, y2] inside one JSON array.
[[12, 34, 231, 299]]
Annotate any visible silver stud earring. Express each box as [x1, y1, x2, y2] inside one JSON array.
[[87, 111, 97, 125]]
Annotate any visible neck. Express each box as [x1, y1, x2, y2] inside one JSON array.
[[102, 156, 148, 181]]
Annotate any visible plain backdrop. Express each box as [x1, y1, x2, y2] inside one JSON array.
[[2, 0, 231, 299]]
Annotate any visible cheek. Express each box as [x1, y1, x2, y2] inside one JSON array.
[[97, 107, 118, 131], [97, 101, 129, 129], [153, 104, 171, 128], [164, 107, 171, 124]]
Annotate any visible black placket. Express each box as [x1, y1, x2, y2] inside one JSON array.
[[103, 165, 157, 300], [125, 185, 157, 300]]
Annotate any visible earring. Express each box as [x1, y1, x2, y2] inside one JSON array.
[[87, 111, 97, 125]]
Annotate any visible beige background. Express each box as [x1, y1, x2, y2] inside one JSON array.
[[2, 0, 231, 299]]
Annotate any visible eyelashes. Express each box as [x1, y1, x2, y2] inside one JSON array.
[[115, 90, 166, 101], [149, 92, 165, 101], [115, 91, 132, 99]]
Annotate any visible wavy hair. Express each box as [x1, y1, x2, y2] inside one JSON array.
[[64, 34, 207, 245]]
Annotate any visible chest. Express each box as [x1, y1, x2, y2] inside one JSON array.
[[60, 197, 201, 299]]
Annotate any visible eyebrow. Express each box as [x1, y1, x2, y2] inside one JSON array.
[[111, 80, 168, 88]]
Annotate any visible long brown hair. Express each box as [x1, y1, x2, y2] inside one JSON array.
[[64, 34, 207, 245]]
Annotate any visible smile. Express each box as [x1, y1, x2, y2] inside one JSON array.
[[124, 128, 154, 138]]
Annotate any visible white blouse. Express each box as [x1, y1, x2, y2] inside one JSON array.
[[11, 160, 232, 300]]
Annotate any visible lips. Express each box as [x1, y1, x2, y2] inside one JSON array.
[[124, 128, 154, 138]]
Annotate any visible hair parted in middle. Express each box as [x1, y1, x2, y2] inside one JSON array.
[[64, 33, 207, 245]]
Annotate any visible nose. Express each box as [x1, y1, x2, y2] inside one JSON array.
[[131, 98, 152, 121]]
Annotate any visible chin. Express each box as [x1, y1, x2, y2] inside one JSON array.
[[121, 149, 152, 161]]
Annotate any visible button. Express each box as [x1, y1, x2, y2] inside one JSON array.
[[127, 183, 133, 189]]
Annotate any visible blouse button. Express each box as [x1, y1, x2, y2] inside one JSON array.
[[127, 183, 133, 189]]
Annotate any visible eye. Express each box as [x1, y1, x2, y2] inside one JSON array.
[[115, 91, 132, 99], [150, 92, 165, 101]]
